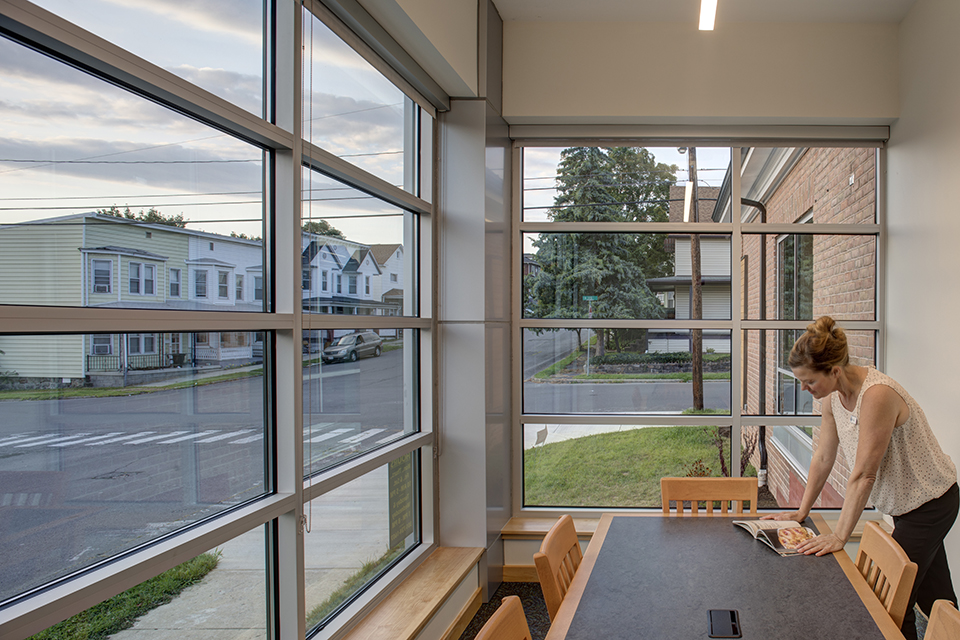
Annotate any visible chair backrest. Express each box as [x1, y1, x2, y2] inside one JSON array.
[[533, 514, 583, 621], [925, 600, 960, 640], [854, 521, 918, 628], [475, 595, 532, 640], [660, 477, 759, 515]]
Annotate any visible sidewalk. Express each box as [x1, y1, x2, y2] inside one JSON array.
[[523, 423, 654, 449]]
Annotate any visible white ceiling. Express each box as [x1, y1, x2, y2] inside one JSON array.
[[492, 0, 918, 24]]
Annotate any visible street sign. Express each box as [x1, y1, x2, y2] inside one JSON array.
[[582, 295, 598, 300]]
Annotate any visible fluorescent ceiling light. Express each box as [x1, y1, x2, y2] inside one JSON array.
[[700, 0, 717, 30]]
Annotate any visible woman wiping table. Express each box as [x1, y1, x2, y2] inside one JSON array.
[[763, 316, 958, 640]]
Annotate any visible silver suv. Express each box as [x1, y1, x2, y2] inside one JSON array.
[[321, 331, 383, 364]]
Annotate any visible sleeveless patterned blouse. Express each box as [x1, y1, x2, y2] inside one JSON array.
[[831, 368, 956, 516]]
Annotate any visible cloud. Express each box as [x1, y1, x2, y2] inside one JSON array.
[[99, 0, 262, 45]]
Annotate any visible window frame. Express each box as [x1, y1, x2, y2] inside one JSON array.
[[92, 259, 112, 294], [511, 141, 883, 517], [0, 3, 438, 638], [169, 268, 181, 298]]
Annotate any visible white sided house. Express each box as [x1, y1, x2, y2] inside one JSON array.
[[646, 185, 732, 354], [0, 213, 263, 388]]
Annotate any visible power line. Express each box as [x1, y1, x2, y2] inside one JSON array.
[[0, 158, 258, 165]]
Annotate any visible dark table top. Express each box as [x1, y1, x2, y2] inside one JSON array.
[[547, 514, 897, 640]]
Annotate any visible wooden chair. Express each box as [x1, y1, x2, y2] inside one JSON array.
[[924, 600, 960, 640], [855, 521, 918, 628], [534, 514, 583, 621], [474, 595, 532, 640], [660, 477, 759, 515]]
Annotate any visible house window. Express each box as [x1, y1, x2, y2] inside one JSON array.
[[92, 334, 112, 355], [92, 259, 112, 293], [365, 276, 370, 295], [129, 263, 156, 295], [144, 265, 155, 295], [348, 275, 357, 295], [390, 273, 398, 283], [336, 274, 342, 294], [128, 334, 156, 354], [302, 267, 311, 290], [129, 262, 141, 294], [195, 270, 207, 298], [254, 276, 263, 301], [235, 275, 244, 301], [218, 271, 229, 298], [170, 268, 181, 297], [777, 215, 814, 416], [321, 270, 328, 292]]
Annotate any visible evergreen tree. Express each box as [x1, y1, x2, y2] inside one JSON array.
[[528, 147, 677, 352]]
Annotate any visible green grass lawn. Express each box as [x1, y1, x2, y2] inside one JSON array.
[[28, 551, 220, 640], [524, 426, 728, 507]]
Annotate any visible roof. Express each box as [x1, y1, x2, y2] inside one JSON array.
[[369, 244, 402, 265], [80, 245, 169, 260]]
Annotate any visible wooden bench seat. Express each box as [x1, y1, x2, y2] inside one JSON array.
[[342, 546, 484, 640]]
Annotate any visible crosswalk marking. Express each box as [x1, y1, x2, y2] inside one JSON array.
[[50, 432, 124, 447], [0, 434, 70, 448], [161, 430, 219, 443], [123, 431, 189, 445], [339, 429, 385, 444], [1, 427, 400, 449], [197, 429, 254, 443], [230, 434, 263, 444], [87, 432, 156, 445], [307, 428, 352, 443], [16, 433, 93, 448]]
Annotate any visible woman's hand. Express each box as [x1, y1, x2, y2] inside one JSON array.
[[760, 510, 806, 522], [796, 533, 846, 556]]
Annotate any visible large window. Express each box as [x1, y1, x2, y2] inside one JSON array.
[[0, 3, 435, 639], [518, 145, 879, 511]]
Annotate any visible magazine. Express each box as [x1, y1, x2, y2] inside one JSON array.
[[733, 520, 817, 557]]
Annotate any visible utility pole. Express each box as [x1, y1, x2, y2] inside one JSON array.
[[687, 148, 704, 410]]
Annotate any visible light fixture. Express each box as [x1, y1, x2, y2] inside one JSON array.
[[699, 0, 717, 30]]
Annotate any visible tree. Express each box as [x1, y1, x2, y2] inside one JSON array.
[[97, 205, 186, 228], [527, 147, 677, 352], [302, 219, 345, 239]]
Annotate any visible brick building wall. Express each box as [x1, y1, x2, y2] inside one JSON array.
[[741, 147, 877, 508]]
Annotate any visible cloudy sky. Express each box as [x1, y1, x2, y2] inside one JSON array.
[[0, 2, 408, 246]]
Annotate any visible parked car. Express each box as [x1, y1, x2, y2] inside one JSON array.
[[321, 331, 383, 363]]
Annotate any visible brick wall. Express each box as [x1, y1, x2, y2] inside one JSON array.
[[742, 147, 877, 508]]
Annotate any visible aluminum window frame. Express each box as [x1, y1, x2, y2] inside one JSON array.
[[0, 2, 437, 639], [511, 139, 885, 518]]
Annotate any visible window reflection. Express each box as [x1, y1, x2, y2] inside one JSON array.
[[302, 170, 414, 317], [0, 36, 265, 312], [0, 333, 267, 604], [302, 9, 424, 192], [304, 453, 420, 632], [302, 329, 417, 476], [30, 0, 265, 115]]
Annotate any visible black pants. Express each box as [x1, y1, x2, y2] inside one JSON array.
[[892, 482, 959, 640]]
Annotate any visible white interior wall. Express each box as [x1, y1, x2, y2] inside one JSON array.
[[887, 0, 960, 571], [358, 0, 479, 97], [502, 21, 899, 125]]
